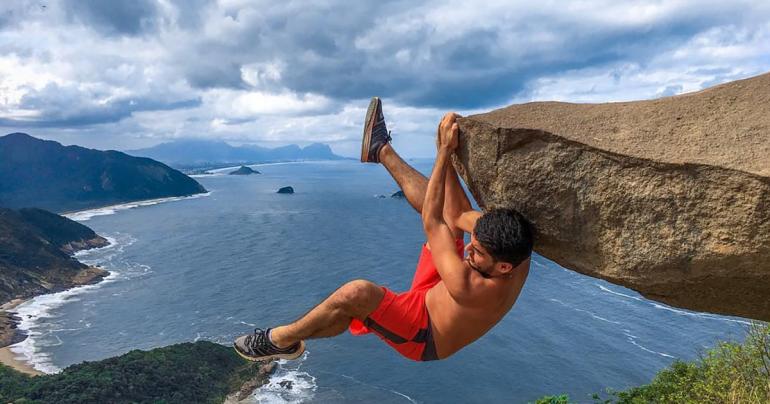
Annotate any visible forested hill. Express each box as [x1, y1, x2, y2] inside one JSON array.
[[0, 207, 109, 306], [0, 342, 270, 404], [0, 133, 206, 213]]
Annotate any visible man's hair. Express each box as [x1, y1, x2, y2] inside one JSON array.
[[473, 208, 534, 267]]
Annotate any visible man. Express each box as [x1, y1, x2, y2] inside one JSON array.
[[234, 97, 533, 362]]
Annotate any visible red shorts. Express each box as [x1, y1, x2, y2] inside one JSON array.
[[349, 239, 465, 361]]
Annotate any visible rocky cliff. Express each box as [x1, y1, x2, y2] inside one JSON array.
[[454, 72, 770, 321], [0, 208, 109, 307]]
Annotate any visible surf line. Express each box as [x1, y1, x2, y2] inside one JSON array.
[[63, 192, 212, 222], [7, 239, 124, 374]]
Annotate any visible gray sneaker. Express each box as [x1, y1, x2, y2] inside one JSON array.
[[360, 97, 392, 163], [233, 328, 305, 362]]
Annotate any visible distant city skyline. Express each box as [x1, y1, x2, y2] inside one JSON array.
[[1, 1, 770, 157]]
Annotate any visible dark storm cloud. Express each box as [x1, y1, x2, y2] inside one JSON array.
[[163, 1, 762, 109], [2, 0, 770, 152], [0, 82, 200, 127], [62, 0, 159, 36]]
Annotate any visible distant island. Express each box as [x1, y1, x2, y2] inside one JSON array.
[[0, 133, 207, 213], [229, 166, 260, 175], [126, 139, 349, 170]]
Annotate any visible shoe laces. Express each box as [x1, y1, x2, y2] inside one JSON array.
[[372, 119, 391, 141], [245, 328, 269, 351]]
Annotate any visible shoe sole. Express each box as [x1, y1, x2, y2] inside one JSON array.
[[233, 340, 306, 362], [360, 97, 380, 163]]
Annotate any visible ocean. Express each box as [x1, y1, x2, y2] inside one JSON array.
[[9, 160, 750, 403]]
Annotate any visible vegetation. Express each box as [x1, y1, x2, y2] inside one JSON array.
[[0, 207, 107, 305], [0, 341, 263, 404], [535, 322, 770, 404]]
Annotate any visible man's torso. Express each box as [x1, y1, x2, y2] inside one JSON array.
[[425, 262, 529, 359]]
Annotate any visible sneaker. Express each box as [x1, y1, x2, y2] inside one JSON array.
[[233, 328, 306, 362], [361, 96, 392, 163]]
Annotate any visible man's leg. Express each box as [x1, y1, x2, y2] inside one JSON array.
[[268, 280, 385, 348], [379, 144, 428, 214], [379, 144, 466, 239]]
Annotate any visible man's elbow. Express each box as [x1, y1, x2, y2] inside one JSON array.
[[422, 216, 441, 234]]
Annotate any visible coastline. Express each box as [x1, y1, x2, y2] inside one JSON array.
[[62, 192, 211, 221], [0, 299, 42, 376], [1, 192, 208, 375], [0, 240, 111, 376]]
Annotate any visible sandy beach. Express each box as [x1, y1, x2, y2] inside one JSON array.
[[0, 298, 43, 376]]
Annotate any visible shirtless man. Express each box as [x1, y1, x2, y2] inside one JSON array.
[[234, 98, 533, 362]]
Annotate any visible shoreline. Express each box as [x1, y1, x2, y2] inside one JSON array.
[[0, 240, 113, 377], [0, 299, 42, 376], [62, 192, 211, 222]]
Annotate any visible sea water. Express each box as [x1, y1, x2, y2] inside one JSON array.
[[10, 160, 750, 403]]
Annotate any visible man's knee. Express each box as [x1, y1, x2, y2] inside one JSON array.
[[333, 280, 384, 315]]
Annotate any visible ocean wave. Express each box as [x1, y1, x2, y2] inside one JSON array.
[[64, 192, 211, 221], [8, 272, 120, 373], [7, 233, 144, 374], [596, 284, 751, 325], [248, 352, 318, 403], [548, 298, 623, 325], [623, 330, 675, 359]]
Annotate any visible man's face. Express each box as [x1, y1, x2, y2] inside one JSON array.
[[464, 233, 497, 276]]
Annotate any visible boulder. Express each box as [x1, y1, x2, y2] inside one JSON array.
[[276, 186, 294, 194], [453, 72, 770, 321]]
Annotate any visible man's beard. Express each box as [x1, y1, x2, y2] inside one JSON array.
[[466, 256, 486, 274]]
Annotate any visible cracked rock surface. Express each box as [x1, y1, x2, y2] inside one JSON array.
[[454, 72, 770, 321]]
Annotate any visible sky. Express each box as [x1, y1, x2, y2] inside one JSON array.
[[1, 1, 769, 158]]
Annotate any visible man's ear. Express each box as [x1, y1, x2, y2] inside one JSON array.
[[496, 262, 514, 275]]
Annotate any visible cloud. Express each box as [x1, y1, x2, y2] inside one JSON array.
[[61, 0, 159, 36], [0, 0, 769, 157]]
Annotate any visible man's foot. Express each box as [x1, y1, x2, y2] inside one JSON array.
[[361, 96, 391, 163], [233, 328, 305, 362]]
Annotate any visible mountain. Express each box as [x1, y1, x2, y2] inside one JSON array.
[[0, 208, 109, 308], [126, 139, 346, 168], [0, 133, 207, 212]]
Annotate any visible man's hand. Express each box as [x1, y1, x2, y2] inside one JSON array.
[[437, 112, 460, 151]]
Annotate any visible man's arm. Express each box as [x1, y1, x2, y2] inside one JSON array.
[[443, 162, 482, 234], [423, 113, 474, 303], [435, 114, 481, 235]]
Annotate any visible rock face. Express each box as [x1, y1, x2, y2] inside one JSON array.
[[454, 72, 770, 321]]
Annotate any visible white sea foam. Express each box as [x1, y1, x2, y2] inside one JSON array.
[[548, 298, 622, 325], [208, 161, 324, 174], [622, 331, 675, 359], [8, 272, 119, 373], [597, 284, 751, 325], [7, 234, 140, 374], [333, 373, 418, 403], [63, 192, 211, 221], [248, 353, 318, 403]]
